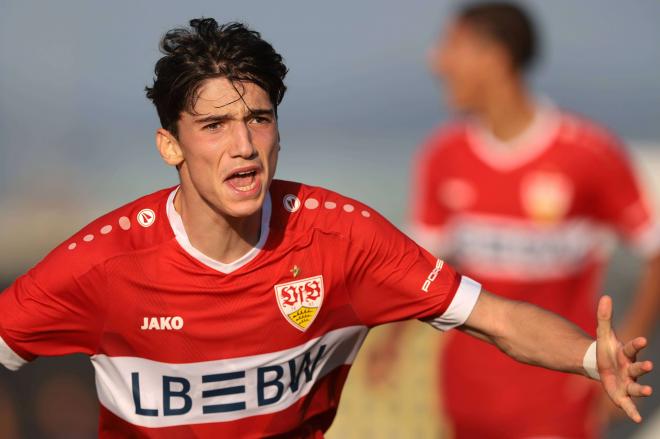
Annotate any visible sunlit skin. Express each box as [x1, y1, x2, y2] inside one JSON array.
[[155, 78, 280, 263]]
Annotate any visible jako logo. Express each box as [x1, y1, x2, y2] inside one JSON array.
[[421, 259, 444, 293], [141, 316, 184, 330]]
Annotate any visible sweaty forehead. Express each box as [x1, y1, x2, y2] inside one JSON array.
[[191, 78, 272, 115]]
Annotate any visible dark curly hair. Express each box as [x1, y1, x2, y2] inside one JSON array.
[[145, 18, 288, 136]]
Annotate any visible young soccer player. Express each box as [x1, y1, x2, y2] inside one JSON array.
[[0, 17, 654, 438]]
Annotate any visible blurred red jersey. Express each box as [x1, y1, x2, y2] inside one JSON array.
[[410, 104, 660, 439], [0, 179, 481, 438]]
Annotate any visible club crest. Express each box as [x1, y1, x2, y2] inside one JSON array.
[[521, 172, 573, 223], [274, 275, 324, 331]]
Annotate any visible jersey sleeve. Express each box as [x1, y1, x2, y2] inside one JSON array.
[[589, 133, 660, 258], [0, 242, 107, 371], [407, 131, 452, 256], [344, 206, 481, 331]]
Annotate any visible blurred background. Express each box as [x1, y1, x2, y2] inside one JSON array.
[[1, 0, 659, 437]]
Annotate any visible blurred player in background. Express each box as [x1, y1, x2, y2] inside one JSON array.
[[370, 2, 660, 438]]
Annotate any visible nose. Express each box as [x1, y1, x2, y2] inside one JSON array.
[[228, 121, 257, 159]]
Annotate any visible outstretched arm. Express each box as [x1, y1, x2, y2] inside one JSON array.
[[461, 290, 653, 422]]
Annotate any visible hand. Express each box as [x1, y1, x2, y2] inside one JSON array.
[[596, 295, 654, 423]]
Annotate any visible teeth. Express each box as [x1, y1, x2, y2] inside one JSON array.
[[226, 168, 258, 193], [235, 181, 257, 192]]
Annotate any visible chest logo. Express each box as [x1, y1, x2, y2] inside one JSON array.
[[274, 275, 324, 332], [521, 172, 573, 223]]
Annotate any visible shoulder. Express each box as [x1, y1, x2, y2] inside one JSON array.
[[412, 122, 470, 176], [557, 111, 627, 160], [269, 180, 400, 247], [29, 186, 177, 284], [417, 122, 469, 159]]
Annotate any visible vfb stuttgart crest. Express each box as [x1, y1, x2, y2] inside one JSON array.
[[274, 275, 324, 331]]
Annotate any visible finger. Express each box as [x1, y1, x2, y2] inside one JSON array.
[[596, 295, 613, 340], [626, 382, 653, 398], [623, 337, 647, 359], [619, 397, 642, 423], [629, 360, 653, 379]]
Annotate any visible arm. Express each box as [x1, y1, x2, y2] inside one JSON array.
[[0, 229, 108, 371], [462, 290, 654, 422], [460, 290, 592, 374]]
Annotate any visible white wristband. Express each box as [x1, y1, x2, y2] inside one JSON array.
[[583, 341, 600, 380]]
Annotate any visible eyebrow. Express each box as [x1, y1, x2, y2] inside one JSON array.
[[193, 108, 275, 124]]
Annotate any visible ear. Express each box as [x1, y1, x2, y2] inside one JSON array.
[[156, 128, 184, 167]]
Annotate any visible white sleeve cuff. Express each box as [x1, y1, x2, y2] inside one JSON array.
[[0, 336, 27, 371], [424, 276, 482, 331]]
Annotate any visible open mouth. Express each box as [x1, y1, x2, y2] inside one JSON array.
[[225, 167, 261, 193]]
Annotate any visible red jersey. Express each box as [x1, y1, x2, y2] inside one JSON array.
[[410, 104, 660, 438], [0, 179, 481, 438]]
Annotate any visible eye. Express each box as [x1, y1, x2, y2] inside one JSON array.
[[204, 122, 222, 132], [250, 115, 272, 125]]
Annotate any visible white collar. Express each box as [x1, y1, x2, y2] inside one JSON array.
[[166, 187, 271, 274], [466, 100, 562, 171]]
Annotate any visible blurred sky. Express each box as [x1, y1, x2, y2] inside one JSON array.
[[1, 0, 660, 270]]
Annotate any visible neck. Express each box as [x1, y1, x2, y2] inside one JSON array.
[[173, 184, 263, 264], [477, 76, 535, 142]]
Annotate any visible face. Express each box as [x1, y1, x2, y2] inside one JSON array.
[[157, 77, 280, 218], [428, 21, 506, 113]]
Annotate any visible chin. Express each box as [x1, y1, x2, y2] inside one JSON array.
[[221, 195, 265, 219]]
